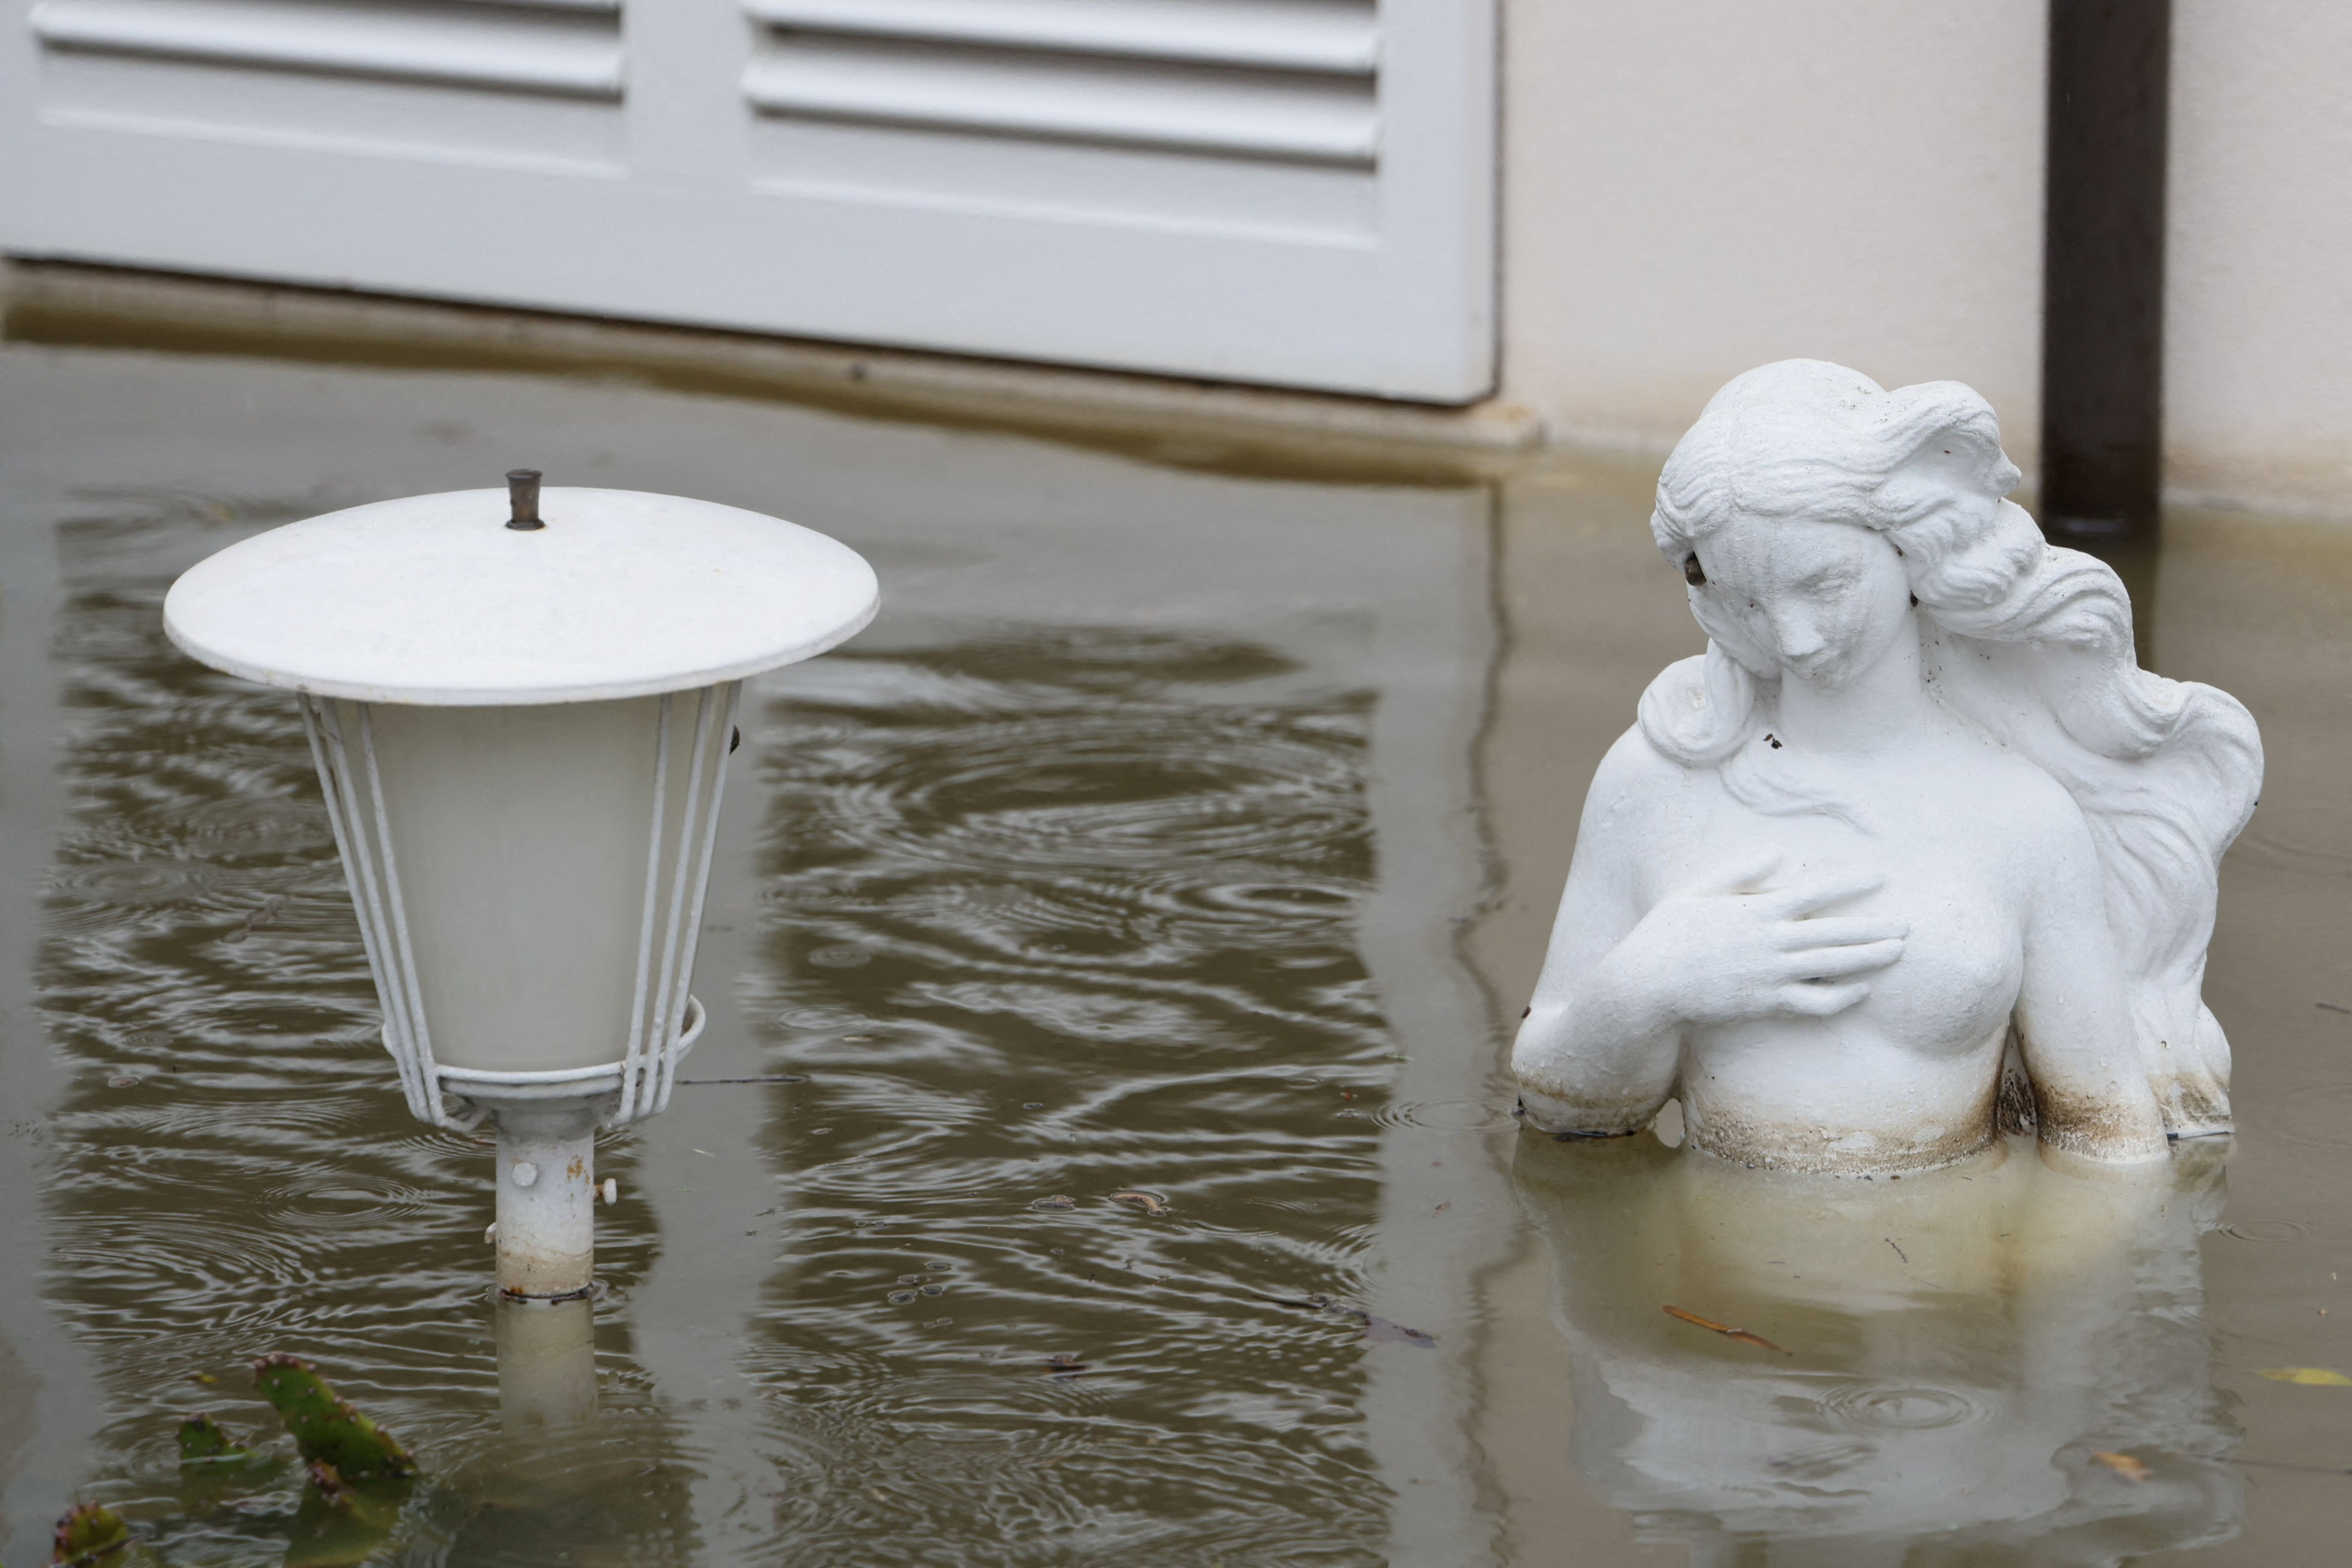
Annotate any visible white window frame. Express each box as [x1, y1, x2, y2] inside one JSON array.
[[0, 0, 1496, 401]]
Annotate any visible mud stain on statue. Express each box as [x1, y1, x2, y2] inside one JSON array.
[[2031, 1080, 2180, 1165], [1680, 1069, 2003, 1177]]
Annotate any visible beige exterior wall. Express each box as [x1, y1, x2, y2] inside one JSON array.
[[1497, 2, 2050, 463], [1500, 0, 2352, 519], [2165, 2, 2352, 515]]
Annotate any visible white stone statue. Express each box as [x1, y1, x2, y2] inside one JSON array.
[[1513, 361, 2262, 1172]]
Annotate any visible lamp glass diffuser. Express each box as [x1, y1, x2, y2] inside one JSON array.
[[304, 685, 735, 1122]]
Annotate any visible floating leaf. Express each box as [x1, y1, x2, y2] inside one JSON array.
[[2090, 1451, 2151, 1482], [52, 1503, 129, 1566], [1664, 1304, 1790, 1355], [2256, 1366, 2352, 1386], [177, 1413, 257, 1466], [252, 1355, 416, 1480], [1111, 1191, 1168, 1216]]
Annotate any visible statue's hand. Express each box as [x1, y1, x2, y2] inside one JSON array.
[[1615, 848, 1906, 1027]]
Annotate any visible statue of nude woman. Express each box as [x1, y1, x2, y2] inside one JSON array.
[[1511, 360, 2263, 1172]]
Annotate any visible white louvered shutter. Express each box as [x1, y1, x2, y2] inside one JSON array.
[[0, 0, 1494, 399]]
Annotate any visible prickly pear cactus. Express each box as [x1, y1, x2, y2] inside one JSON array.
[[251, 1354, 416, 1481], [283, 1460, 413, 1568], [175, 1413, 257, 1466], [51, 1502, 129, 1566]]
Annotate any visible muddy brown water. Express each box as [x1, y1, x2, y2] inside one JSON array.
[[0, 331, 2345, 1566]]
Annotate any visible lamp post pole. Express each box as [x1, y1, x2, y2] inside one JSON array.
[[489, 1099, 602, 1299]]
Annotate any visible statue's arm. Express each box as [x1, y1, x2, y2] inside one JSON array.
[[1511, 731, 1911, 1136], [1511, 734, 1685, 1134], [2013, 800, 2169, 1164]]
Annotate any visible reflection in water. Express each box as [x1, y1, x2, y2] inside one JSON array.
[[496, 1298, 599, 1433], [1516, 1132, 2242, 1563]]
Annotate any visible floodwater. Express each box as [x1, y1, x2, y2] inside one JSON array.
[[0, 319, 2346, 1567]]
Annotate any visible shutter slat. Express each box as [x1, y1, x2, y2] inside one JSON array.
[[30, 0, 625, 98], [745, 0, 1377, 76], [742, 43, 1375, 165]]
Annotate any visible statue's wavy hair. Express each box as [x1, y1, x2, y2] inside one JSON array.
[[1639, 360, 2262, 1132]]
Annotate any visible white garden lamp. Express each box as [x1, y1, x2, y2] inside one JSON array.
[[164, 473, 877, 1299]]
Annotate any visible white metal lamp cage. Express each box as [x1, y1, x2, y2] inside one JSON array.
[[299, 681, 733, 1132], [164, 473, 877, 1296]]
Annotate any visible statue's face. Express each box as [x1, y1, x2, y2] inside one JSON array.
[[1686, 513, 1914, 690]]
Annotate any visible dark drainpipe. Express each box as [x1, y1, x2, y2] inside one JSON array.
[[2040, 0, 2171, 546]]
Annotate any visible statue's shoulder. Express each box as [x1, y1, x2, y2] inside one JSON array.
[[1582, 717, 1702, 827], [1632, 651, 1754, 772], [1597, 719, 1692, 785]]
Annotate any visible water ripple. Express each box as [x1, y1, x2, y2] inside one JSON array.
[[35, 574, 1398, 1566], [731, 633, 1394, 1562]]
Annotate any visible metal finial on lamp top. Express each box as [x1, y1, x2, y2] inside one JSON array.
[[506, 468, 545, 531], [163, 477, 878, 1297]]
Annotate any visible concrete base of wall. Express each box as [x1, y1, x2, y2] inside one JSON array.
[[10, 258, 2343, 522], [0, 260, 1542, 487]]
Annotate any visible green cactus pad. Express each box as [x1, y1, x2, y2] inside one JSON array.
[[251, 1355, 417, 1481], [176, 1413, 257, 1466], [51, 1502, 130, 1566]]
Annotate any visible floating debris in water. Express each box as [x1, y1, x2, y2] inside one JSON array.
[[1043, 1355, 1086, 1376], [1111, 1191, 1168, 1216], [1663, 1304, 1790, 1355], [177, 1413, 257, 1466], [1263, 1292, 1437, 1349], [252, 1355, 416, 1480], [2090, 1451, 2152, 1482], [51, 1503, 131, 1566], [921, 1283, 946, 1297], [1357, 1314, 1435, 1348], [106, 1074, 140, 1089], [220, 895, 284, 945], [1030, 1195, 1076, 1211], [2228, 1454, 2352, 1476], [2256, 1366, 2351, 1386], [888, 1290, 917, 1305]]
